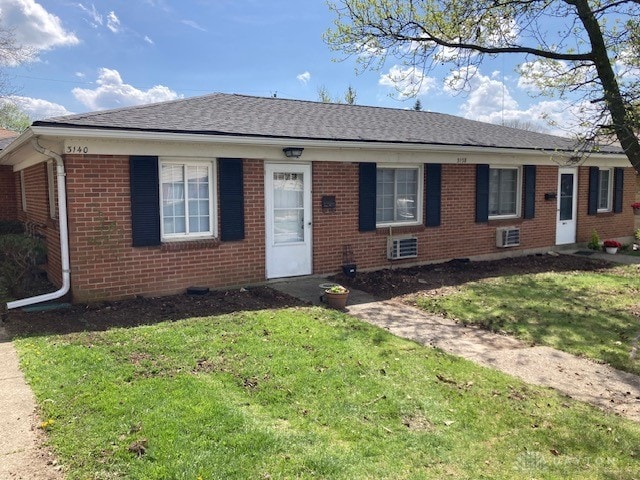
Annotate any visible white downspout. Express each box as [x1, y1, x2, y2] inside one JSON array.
[[6, 139, 71, 309]]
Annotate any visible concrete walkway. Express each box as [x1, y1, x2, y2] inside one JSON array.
[[0, 326, 62, 479], [272, 268, 640, 422]]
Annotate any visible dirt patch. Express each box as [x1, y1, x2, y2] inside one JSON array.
[[1, 286, 308, 339], [332, 253, 621, 299], [1, 253, 626, 340]]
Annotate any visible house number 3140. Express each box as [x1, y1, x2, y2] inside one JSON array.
[[66, 146, 89, 154]]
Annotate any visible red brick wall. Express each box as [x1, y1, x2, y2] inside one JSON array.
[[0, 165, 17, 220], [65, 155, 266, 302], [576, 166, 636, 242], [61, 156, 637, 302], [311, 163, 561, 273], [13, 163, 62, 288]]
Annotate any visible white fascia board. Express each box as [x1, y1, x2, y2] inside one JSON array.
[[24, 126, 632, 167], [0, 129, 35, 168]]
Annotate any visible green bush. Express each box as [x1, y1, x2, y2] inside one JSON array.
[[587, 229, 601, 250], [0, 234, 47, 297], [0, 220, 24, 235]]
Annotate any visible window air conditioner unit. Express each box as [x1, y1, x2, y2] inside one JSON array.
[[387, 236, 418, 260], [496, 227, 520, 248]]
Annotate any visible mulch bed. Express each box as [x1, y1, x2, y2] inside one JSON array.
[[1, 253, 620, 339]]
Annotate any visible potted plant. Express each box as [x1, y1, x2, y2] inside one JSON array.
[[603, 239, 622, 254], [324, 284, 350, 310], [632, 202, 640, 215]]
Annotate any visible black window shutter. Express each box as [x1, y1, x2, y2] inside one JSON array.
[[523, 165, 536, 219], [130, 156, 160, 247], [359, 163, 377, 232], [613, 167, 624, 213], [219, 158, 245, 241], [588, 166, 599, 215], [475, 164, 489, 223], [425, 164, 442, 227]]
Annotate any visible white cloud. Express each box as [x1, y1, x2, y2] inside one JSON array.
[[615, 49, 640, 80], [445, 66, 518, 117], [296, 71, 311, 84], [106, 11, 120, 33], [72, 68, 181, 110], [379, 65, 436, 98], [77, 3, 102, 28], [143, 35, 154, 45], [9, 95, 72, 119], [182, 19, 206, 32], [444, 66, 599, 136], [0, 0, 79, 60]]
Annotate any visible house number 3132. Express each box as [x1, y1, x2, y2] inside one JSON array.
[[66, 146, 89, 154]]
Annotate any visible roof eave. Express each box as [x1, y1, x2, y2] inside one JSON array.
[[21, 125, 627, 160], [0, 128, 35, 165]]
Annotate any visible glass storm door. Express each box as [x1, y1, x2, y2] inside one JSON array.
[[556, 167, 577, 245], [265, 164, 312, 278]]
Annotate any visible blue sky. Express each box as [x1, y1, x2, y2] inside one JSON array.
[[1, 0, 581, 134]]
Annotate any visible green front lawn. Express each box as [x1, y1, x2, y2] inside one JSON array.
[[16, 307, 640, 479], [414, 264, 640, 375]]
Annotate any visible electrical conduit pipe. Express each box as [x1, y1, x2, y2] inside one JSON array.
[[6, 139, 70, 309]]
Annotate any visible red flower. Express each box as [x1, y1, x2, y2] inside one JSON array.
[[603, 239, 621, 248], [631, 202, 640, 209]]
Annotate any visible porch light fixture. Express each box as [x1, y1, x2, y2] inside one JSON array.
[[283, 147, 304, 158]]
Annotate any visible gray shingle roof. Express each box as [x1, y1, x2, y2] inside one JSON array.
[[33, 93, 620, 153]]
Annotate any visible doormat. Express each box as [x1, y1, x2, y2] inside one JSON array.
[[574, 250, 595, 256]]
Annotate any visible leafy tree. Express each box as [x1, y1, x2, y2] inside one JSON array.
[[498, 118, 547, 133], [413, 99, 423, 111], [317, 84, 358, 104], [325, 0, 640, 173], [344, 85, 357, 104], [317, 85, 334, 103], [0, 27, 35, 97], [0, 102, 31, 132]]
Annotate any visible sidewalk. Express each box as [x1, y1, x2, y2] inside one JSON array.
[[271, 269, 640, 422], [0, 326, 62, 479]]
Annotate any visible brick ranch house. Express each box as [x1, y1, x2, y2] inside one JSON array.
[[0, 93, 635, 307]]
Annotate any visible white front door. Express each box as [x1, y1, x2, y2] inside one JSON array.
[[556, 167, 577, 245], [265, 163, 312, 279]]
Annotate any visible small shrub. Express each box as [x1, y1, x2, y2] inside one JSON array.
[[635, 228, 640, 243], [587, 229, 601, 250], [0, 234, 47, 297], [0, 220, 24, 235]]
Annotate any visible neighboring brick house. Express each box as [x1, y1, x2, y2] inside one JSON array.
[[0, 128, 19, 221], [0, 94, 635, 306]]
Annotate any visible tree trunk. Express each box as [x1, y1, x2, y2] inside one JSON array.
[[568, 0, 640, 174]]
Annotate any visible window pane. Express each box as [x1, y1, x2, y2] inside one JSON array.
[[489, 168, 517, 216], [162, 163, 211, 236], [376, 167, 418, 223], [162, 165, 186, 234], [559, 173, 574, 221], [598, 169, 610, 210]]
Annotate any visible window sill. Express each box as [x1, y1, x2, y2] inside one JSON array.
[[375, 224, 425, 235], [161, 238, 220, 252], [376, 221, 422, 229], [488, 217, 523, 227]]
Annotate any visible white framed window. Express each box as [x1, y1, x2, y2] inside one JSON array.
[[159, 159, 216, 240], [376, 165, 422, 226], [489, 166, 521, 219], [47, 161, 57, 219], [597, 167, 613, 212]]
